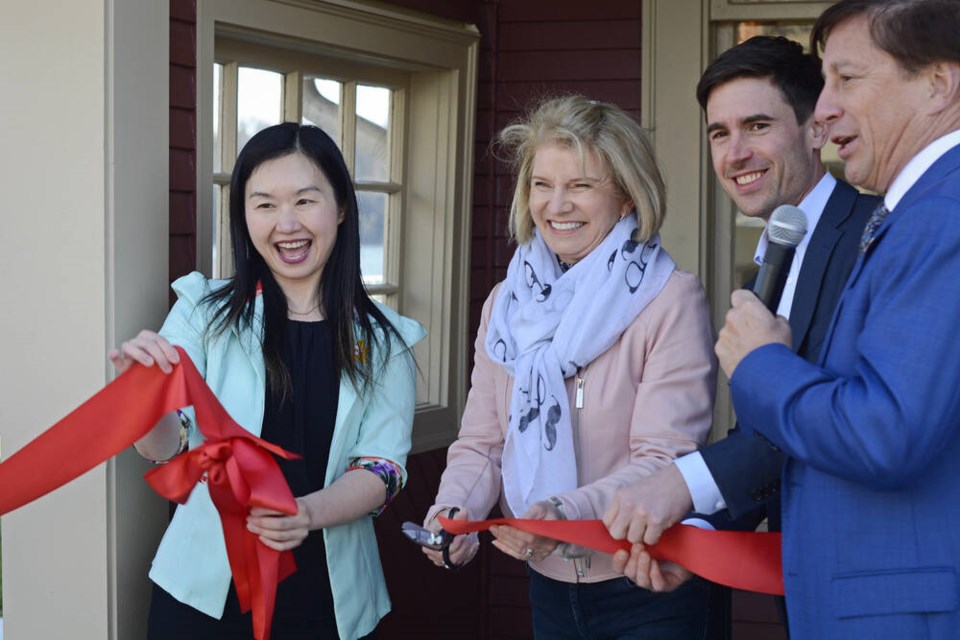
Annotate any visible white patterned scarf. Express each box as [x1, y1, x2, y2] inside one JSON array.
[[486, 214, 676, 515]]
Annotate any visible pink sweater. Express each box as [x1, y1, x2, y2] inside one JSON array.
[[430, 269, 718, 583]]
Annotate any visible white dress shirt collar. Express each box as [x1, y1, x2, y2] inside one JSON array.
[[753, 172, 837, 319], [885, 129, 960, 211]]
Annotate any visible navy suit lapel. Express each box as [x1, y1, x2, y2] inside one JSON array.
[[789, 181, 858, 354]]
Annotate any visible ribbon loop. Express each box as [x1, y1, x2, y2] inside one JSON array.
[[0, 348, 301, 640], [199, 440, 234, 466]]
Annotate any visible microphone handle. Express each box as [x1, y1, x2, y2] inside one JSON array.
[[752, 242, 796, 313]]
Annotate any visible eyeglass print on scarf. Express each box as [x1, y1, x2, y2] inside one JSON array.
[[524, 260, 552, 302], [609, 236, 659, 294], [513, 372, 563, 451]]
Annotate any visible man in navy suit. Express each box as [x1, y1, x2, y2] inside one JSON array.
[[604, 35, 877, 607], [715, 1, 960, 637]]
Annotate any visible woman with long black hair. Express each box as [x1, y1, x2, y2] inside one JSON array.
[[111, 123, 424, 639]]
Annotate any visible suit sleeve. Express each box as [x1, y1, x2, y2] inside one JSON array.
[[731, 196, 960, 490], [699, 429, 784, 520]]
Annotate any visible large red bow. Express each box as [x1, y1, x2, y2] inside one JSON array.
[[0, 348, 299, 640], [440, 516, 784, 595]]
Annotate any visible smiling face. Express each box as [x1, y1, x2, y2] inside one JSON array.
[[706, 76, 826, 220], [815, 16, 934, 193], [245, 151, 343, 299], [528, 143, 632, 264]]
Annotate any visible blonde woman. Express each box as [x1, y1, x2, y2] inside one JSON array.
[[422, 95, 717, 638]]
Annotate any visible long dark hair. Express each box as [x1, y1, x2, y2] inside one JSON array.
[[203, 122, 403, 395]]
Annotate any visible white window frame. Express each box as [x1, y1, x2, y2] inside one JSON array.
[[196, 0, 479, 452]]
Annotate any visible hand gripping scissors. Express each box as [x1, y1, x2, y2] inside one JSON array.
[[401, 507, 462, 571]]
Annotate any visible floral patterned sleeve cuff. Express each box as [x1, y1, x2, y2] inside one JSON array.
[[347, 457, 404, 516]]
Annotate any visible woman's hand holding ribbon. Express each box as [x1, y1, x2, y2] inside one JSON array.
[[489, 500, 562, 563]]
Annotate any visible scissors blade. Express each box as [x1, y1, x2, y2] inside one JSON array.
[[401, 521, 448, 550]]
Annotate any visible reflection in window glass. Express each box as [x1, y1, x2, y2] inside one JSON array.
[[213, 63, 223, 173], [357, 191, 387, 285], [355, 85, 390, 181], [736, 21, 810, 48], [237, 67, 283, 153], [303, 77, 341, 143]]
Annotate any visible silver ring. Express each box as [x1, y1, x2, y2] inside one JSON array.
[[524, 548, 534, 559]]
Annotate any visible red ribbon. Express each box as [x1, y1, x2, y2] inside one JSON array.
[[0, 348, 299, 640], [439, 516, 784, 595]]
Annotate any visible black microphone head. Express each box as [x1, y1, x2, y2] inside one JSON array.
[[767, 204, 808, 248]]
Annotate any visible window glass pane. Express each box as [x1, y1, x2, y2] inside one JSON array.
[[213, 63, 223, 173], [734, 213, 764, 287], [303, 77, 341, 144], [212, 184, 221, 276], [237, 67, 283, 153], [355, 85, 391, 181], [736, 21, 810, 47], [357, 190, 387, 285]]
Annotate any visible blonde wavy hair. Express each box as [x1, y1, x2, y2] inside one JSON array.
[[495, 94, 666, 244]]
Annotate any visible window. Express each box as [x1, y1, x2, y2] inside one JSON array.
[[211, 50, 406, 304], [197, 0, 479, 451]]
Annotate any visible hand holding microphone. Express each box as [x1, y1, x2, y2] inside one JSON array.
[[716, 205, 807, 377]]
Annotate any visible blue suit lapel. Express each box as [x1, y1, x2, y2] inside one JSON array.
[[820, 146, 960, 364], [846, 144, 960, 289]]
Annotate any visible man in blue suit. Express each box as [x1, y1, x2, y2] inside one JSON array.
[[716, 1, 960, 637], [605, 35, 876, 608]]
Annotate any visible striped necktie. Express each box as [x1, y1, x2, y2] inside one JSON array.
[[859, 203, 890, 253]]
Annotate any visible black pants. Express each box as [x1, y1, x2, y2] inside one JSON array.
[[146, 582, 376, 640], [527, 569, 710, 639]]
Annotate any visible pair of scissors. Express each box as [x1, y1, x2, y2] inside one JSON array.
[[401, 507, 461, 571]]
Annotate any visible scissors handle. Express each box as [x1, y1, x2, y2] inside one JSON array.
[[441, 507, 460, 572]]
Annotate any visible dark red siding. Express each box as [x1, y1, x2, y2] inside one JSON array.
[[169, 0, 197, 296]]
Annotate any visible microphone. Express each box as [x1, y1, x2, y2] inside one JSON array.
[[752, 204, 808, 312]]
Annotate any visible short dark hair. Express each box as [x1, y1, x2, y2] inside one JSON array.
[[206, 123, 402, 393], [812, 0, 960, 75], [696, 36, 823, 125]]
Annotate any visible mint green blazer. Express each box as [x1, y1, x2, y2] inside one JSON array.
[[148, 272, 425, 640]]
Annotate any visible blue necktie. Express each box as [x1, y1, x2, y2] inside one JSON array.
[[859, 203, 890, 253]]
